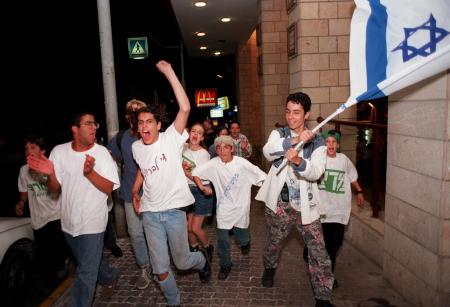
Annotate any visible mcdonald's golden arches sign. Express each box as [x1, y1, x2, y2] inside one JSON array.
[[195, 88, 217, 107]]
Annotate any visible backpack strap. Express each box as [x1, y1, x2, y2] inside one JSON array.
[[115, 129, 126, 155]]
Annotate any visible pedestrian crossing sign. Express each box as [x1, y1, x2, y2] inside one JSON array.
[[128, 37, 148, 59]]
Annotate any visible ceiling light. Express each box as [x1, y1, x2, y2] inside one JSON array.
[[216, 74, 223, 78], [194, 1, 206, 7], [196, 32, 206, 37], [200, 46, 207, 50], [221, 17, 231, 23], [214, 51, 221, 56]]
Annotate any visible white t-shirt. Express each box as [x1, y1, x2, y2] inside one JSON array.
[[193, 156, 266, 229], [18, 165, 61, 230], [318, 153, 358, 224], [50, 142, 120, 236], [132, 124, 195, 212], [182, 144, 211, 186]]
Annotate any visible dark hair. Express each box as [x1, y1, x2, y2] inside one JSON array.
[[230, 121, 240, 127], [286, 92, 312, 113], [190, 122, 205, 133], [215, 125, 228, 136], [23, 135, 46, 151], [71, 111, 95, 127], [136, 103, 168, 125]]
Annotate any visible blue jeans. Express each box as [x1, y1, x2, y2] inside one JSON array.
[[142, 209, 205, 306], [64, 232, 118, 307], [124, 202, 151, 268], [217, 227, 250, 268]]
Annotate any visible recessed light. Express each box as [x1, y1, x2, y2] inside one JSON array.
[[214, 51, 221, 56], [195, 1, 206, 7], [200, 46, 207, 50], [196, 32, 206, 37], [221, 17, 231, 23]]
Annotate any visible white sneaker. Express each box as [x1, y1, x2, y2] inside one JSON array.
[[136, 266, 152, 290]]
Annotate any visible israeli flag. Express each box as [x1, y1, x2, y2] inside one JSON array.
[[276, 0, 450, 174], [345, 0, 450, 109]]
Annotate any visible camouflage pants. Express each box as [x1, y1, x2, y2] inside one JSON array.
[[263, 199, 334, 300]]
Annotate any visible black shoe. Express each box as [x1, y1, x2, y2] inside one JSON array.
[[198, 249, 211, 283], [218, 264, 232, 280], [107, 244, 123, 258], [205, 245, 214, 263], [303, 247, 309, 263], [261, 268, 275, 287], [190, 245, 199, 252], [55, 258, 71, 280], [315, 299, 335, 307], [240, 242, 251, 255], [333, 279, 338, 289]]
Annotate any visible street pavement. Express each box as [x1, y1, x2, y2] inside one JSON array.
[[48, 194, 412, 307]]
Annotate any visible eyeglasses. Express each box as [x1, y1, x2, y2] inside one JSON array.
[[79, 121, 100, 129]]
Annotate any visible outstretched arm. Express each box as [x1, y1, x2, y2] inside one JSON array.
[[193, 176, 213, 196], [27, 154, 61, 193], [156, 60, 190, 134]]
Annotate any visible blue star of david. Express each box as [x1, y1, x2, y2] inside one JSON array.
[[392, 14, 449, 62]]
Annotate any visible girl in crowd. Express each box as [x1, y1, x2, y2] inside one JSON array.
[[182, 123, 214, 260]]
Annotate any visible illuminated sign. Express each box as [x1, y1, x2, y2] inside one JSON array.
[[128, 37, 148, 59], [195, 88, 217, 107], [210, 107, 224, 118], [217, 96, 229, 110]]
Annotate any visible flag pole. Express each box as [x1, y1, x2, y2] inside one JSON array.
[[275, 105, 347, 176]]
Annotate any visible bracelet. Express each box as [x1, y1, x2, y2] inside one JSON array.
[[356, 190, 363, 194]]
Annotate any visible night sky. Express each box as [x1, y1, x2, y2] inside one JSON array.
[[2, 1, 236, 146], [1, 1, 236, 212]]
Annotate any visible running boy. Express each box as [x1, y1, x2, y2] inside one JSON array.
[[192, 135, 266, 280], [131, 60, 210, 307], [255, 92, 334, 307], [16, 135, 69, 285], [309, 130, 365, 288]]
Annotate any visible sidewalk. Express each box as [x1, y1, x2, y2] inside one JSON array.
[[48, 199, 412, 307]]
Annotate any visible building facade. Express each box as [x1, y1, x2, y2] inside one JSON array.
[[236, 1, 450, 306]]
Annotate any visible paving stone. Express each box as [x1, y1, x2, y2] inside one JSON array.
[[51, 197, 411, 307]]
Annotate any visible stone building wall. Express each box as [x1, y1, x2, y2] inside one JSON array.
[[257, 0, 290, 149], [237, 31, 262, 165], [384, 72, 450, 306], [288, 0, 357, 161]]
